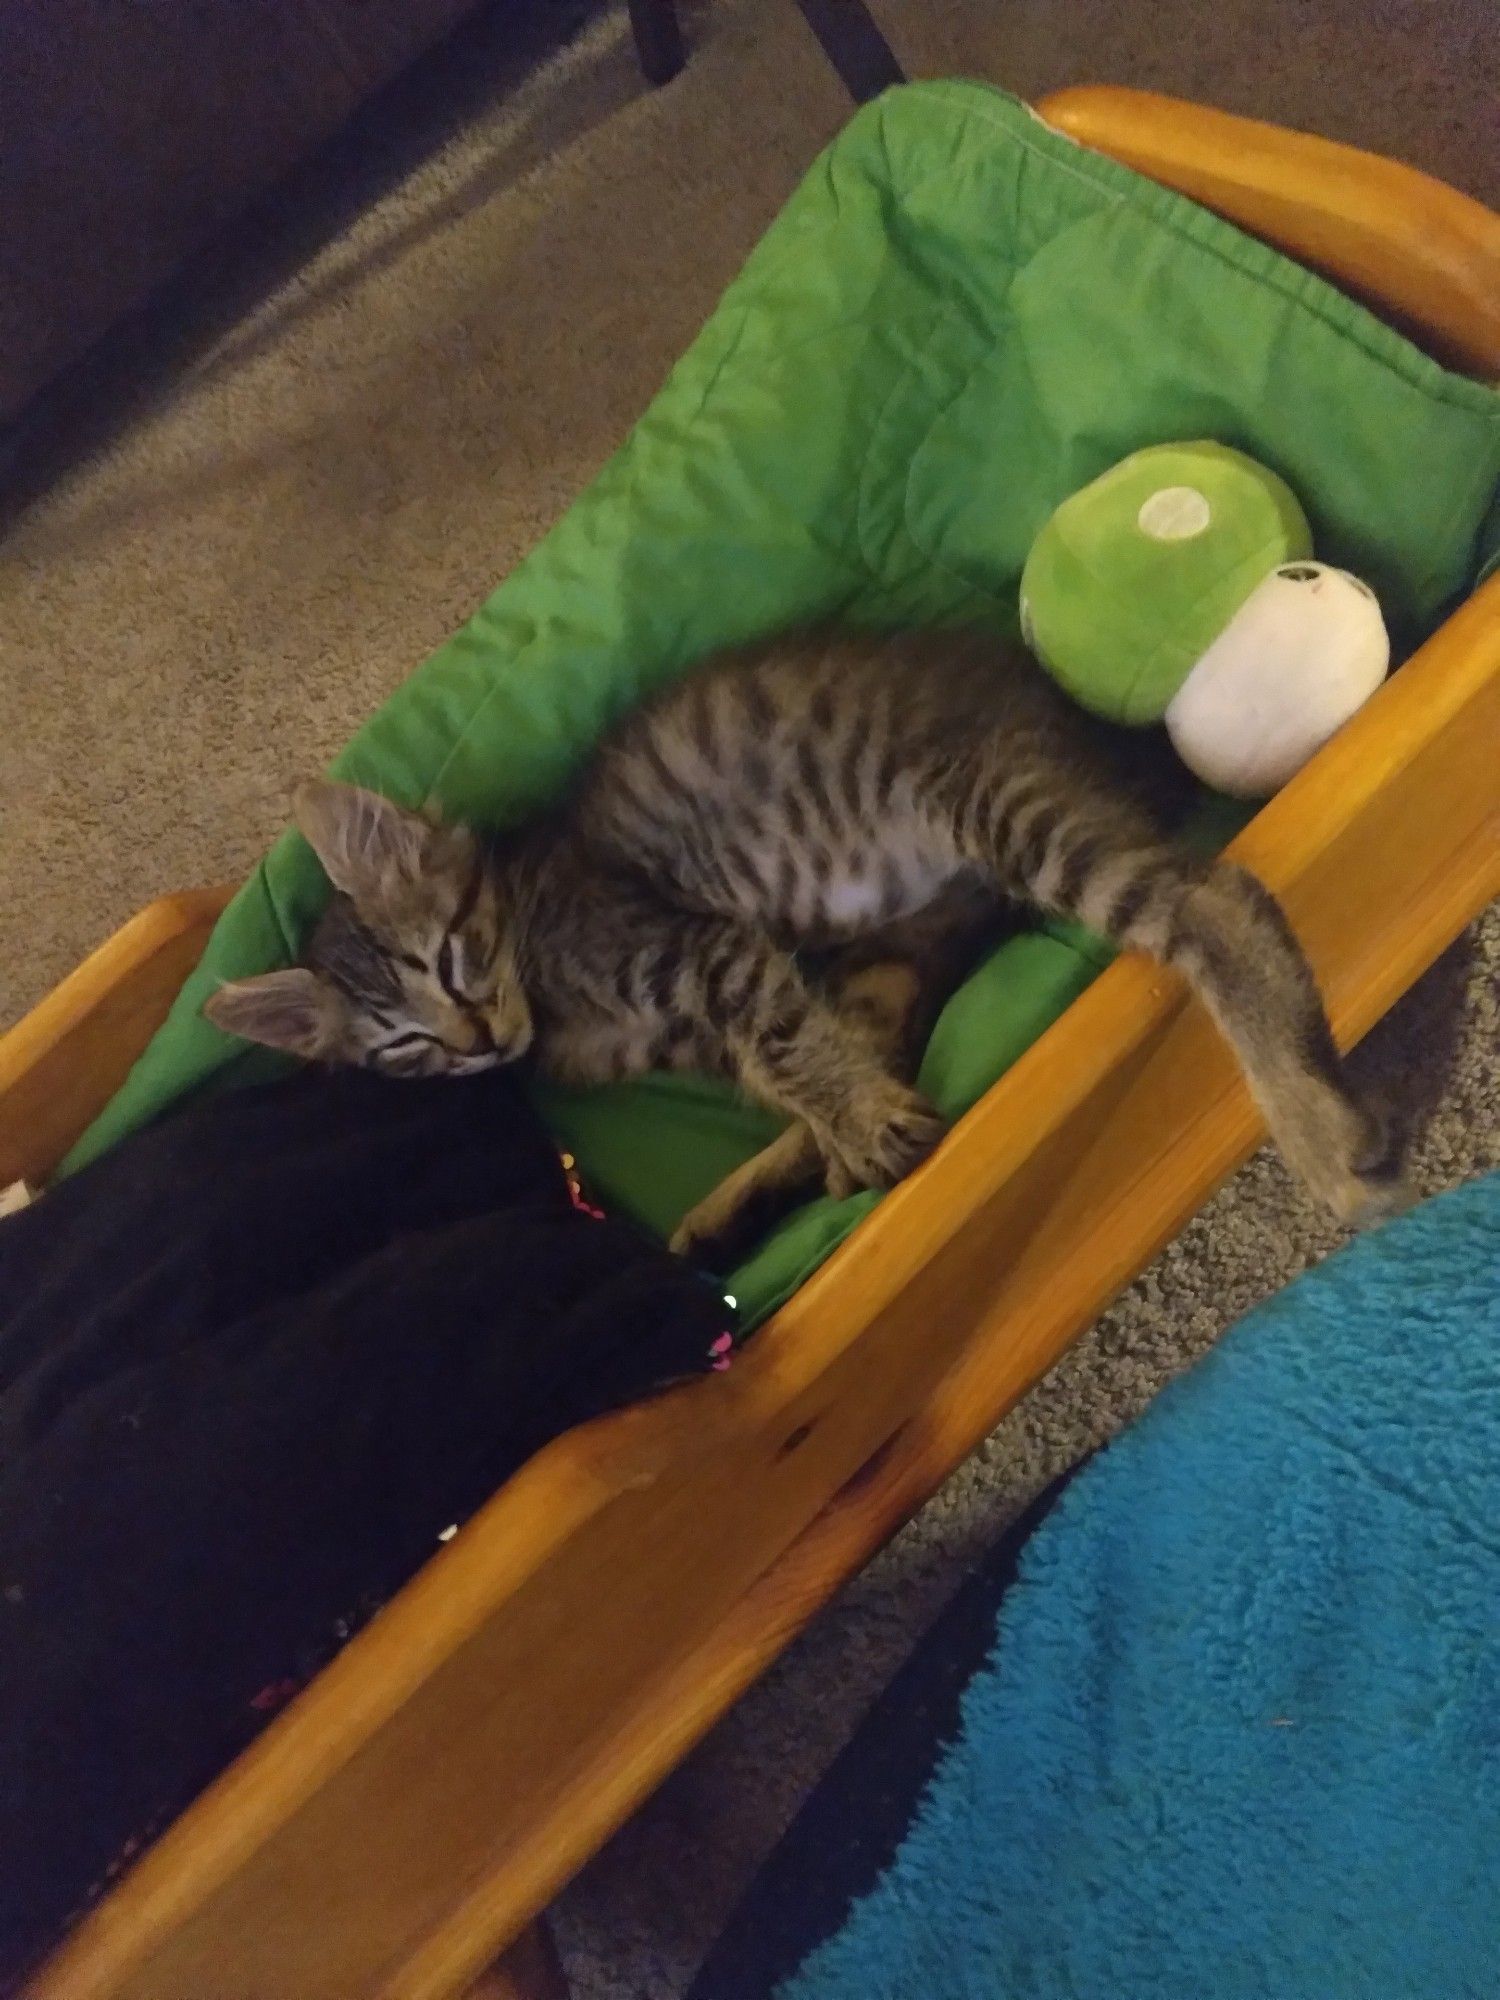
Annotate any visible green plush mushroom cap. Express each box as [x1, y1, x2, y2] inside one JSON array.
[[1020, 442, 1313, 724]]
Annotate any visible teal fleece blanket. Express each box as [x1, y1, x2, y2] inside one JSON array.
[[780, 1170, 1500, 2000]]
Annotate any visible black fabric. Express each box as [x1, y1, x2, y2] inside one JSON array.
[[687, 1471, 1081, 2000], [0, 1067, 730, 1987]]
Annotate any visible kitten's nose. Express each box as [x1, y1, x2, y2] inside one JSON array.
[[456, 1014, 496, 1057], [482, 994, 534, 1060]]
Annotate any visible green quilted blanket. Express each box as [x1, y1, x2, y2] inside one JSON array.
[[66, 84, 1500, 1327]]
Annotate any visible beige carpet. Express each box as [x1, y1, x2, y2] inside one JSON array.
[[1, 3, 1495, 1994]]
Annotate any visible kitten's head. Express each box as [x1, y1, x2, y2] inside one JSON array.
[[203, 780, 533, 1077]]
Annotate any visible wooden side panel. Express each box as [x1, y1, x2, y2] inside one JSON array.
[[1037, 86, 1500, 376], [29, 577, 1499, 2000], [0, 887, 231, 1188]]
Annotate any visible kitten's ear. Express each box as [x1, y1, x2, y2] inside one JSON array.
[[293, 779, 429, 899], [203, 968, 344, 1057]]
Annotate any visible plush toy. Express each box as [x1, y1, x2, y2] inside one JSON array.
[[1019, 442, 1389, 797]]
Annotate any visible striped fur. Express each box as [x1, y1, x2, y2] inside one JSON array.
[[206, 629, 1408, 1243]]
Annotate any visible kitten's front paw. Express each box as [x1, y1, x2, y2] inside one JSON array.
[[826, 1083, 946, 1192]]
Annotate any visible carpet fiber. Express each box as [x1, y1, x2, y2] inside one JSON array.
[[1, 4, 1495, 1995]]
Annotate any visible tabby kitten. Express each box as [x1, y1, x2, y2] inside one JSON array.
[[205, 628, 1406, 1242]]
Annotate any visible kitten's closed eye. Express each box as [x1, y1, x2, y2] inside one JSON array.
[[369, 1028, 443, 1074], [368, 1025, 498, 1077], [436, 931, 495, 1005], [436, 934, 461, 998], [392, 939, 487, 1007]]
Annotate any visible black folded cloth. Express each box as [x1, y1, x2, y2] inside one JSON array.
[[0, 1067, 732, 1985]]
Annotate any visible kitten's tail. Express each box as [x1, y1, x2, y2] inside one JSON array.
[[1031, 838, 1410, 1225]]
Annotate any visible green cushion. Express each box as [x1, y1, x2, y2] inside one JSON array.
[[64, 83, 1500, 1329]]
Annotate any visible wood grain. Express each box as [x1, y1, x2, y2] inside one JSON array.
[[0, 886, 231, 1187], [1037, 86, 1500, 376], [24, 575, 1497, 1998]]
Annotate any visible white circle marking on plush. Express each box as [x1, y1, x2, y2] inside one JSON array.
[[1136, 486, 1212, 541]]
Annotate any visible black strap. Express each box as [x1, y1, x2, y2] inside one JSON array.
[[629, 2, 906, 103], [792, 0, 907, 103]]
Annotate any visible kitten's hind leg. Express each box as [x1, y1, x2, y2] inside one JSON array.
[[669, 1122, 823, 1266], [672, 961, 931, 1265], [823, 958, 933, 1097], [721, 952, 943, 1194]]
